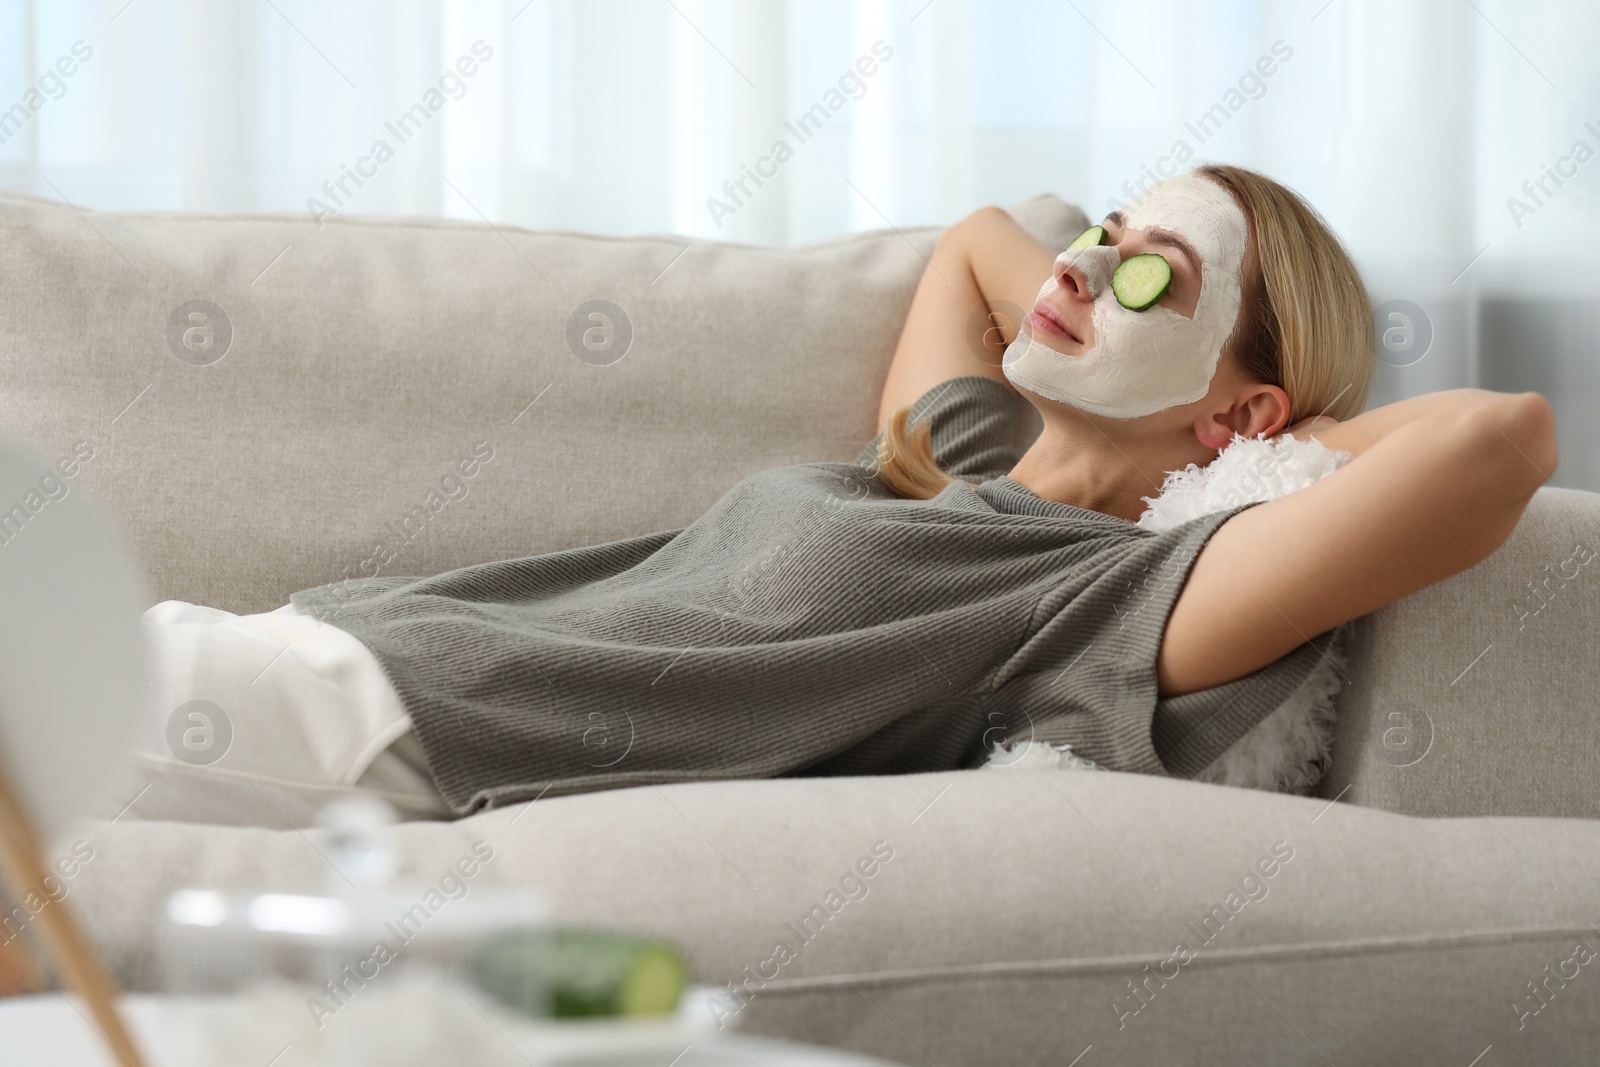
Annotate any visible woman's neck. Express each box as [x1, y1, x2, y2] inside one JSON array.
[[1007, 419, 1211, 523]]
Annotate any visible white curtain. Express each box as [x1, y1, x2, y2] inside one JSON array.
[[2, 0, 1596, 485]]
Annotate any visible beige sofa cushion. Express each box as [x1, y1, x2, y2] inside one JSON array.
[[0, 187, 1083, 616], [70, 767, 1600, 1063]]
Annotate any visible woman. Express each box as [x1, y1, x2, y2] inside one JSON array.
[[129, 163, 1556, 828]]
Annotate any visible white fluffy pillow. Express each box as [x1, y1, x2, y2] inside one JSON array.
[[985, 430, 1354, 794], [1134, 430, 1351, 534]]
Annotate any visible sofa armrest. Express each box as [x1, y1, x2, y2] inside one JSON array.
[[1319, 485, 1600, 818]]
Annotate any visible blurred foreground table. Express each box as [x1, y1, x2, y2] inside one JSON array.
[[0, 989, 906, 1067]]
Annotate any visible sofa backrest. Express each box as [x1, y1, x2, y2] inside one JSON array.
[[0, 189, 1085, 613]]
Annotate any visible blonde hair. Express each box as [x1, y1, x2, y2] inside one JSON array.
[[873, 162, 1376, 500]]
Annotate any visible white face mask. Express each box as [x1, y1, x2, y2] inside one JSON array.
[[1001, 174, 1249, 419]]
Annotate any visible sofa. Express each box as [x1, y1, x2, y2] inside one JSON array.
[[4, 185, 1600, 1064]]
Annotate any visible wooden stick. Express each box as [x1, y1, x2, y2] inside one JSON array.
[[0, 916, 47, 996], [0, 763, 147, 1067]]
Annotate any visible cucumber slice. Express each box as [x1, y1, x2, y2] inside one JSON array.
[[1064, 225, 1108, 252], [471, 926, 689, 1020], [1111, 253, 1172, 311]]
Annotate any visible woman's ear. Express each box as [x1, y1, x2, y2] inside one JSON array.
[[1191, 383, 1292, 451]]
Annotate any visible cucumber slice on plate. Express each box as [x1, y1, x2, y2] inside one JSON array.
[[472, 926, 689, 1020], [1111, 253, 1172, 311], [1064, 225, 1108, 252]]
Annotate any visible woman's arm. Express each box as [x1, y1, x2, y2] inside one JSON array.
[[876, 206, 1057, 433], [1158, 389, 1558, 697], [1282, 389, 1523, 459]]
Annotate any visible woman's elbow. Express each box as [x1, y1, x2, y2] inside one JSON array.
[[1498, 390, 1558, 491], [1517, 391, 1559, 480], [963, 204, 1011, 227], [1458, 389, 1558, 504], [938, 205, 1005, 251]]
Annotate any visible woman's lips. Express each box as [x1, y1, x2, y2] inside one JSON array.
[[1025, 302, 1079, 345]]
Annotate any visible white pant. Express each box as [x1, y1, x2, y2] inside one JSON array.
[[117, 600, 453, 828]]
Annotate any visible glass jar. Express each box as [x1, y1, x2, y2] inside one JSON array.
[[154, 798, 551, 1066]]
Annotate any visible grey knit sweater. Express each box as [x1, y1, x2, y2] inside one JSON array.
[[290, 375, 1336, 814]]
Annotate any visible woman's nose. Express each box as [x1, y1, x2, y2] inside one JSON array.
[[1053, 245, 1119, 301], [1054, 256, 1093, 302]]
